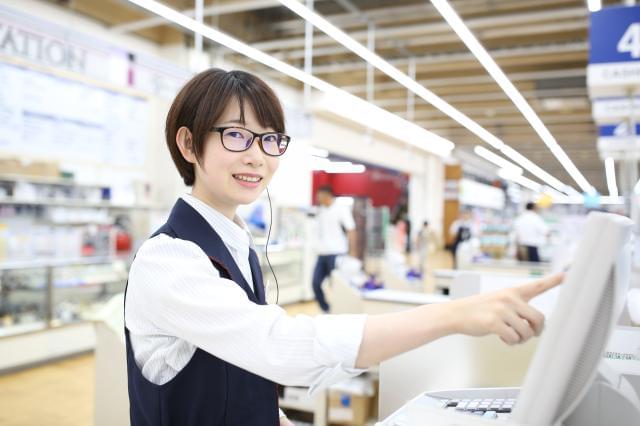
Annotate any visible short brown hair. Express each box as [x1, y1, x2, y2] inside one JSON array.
[[165, 69, 286, 186]]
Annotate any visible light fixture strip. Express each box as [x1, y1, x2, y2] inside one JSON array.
[[430, 0, 593, 193], [125, 0, 453, 157], [498, 145, 572, 193], [473, 146, 523, 174], [587, 0, 602, 13], [276, 0, 576, 195], [604, 157, 619, 197], [498, 169, 542, 192]]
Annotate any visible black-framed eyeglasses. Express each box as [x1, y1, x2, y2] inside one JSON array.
[[211, 126, 291, 157]]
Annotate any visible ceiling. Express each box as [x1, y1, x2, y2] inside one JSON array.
[[45, 0, 621, 194]]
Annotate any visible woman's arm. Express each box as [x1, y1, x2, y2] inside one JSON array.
[[354, 273, 563, 368]]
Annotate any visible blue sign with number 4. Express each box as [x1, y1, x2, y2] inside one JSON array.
[[590, 5, 640, 64]]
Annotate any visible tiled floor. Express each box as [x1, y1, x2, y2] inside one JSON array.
[[0, 252, 453, 425]]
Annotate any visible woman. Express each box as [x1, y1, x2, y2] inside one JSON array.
[[124, 68, 563, 425]]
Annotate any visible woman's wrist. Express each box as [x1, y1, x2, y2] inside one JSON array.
[[418, 302, 460, 339]]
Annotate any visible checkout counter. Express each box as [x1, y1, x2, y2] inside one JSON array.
[[327, 269, 544, 419]]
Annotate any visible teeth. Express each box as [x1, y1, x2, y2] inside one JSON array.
[[234, 174, 261, 183]]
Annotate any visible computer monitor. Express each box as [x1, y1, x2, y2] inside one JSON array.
[[511, 212, 633, 425]]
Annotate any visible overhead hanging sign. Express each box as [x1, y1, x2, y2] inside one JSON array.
[[599, 123, 640, 137], [588, 5, 640, 97], [597, 123, 640, 160], [592, 97, 640, 123]]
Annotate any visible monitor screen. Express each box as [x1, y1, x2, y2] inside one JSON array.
[[511, 212, 633, 425]]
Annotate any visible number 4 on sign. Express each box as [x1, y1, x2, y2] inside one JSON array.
[[618, 23, 640, 59]]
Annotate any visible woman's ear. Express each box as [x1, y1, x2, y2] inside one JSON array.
[[176, 126, 197, 164]]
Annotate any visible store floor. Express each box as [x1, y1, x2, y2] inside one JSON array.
[[0, 251, 453, 426]]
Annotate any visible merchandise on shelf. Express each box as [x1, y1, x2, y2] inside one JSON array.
[[0, 175, 147, 338]]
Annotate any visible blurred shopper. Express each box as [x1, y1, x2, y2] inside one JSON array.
[[513, 202, 549, 263], [125, 69, 564, 426], [448, 210, 473, 269], [313, 185, 356, 313], [415, 220, 439, 273]]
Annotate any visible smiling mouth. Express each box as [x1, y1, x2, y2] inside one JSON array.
[[233, 174, 262, 183]]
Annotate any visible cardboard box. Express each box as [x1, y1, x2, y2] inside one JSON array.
[[0, 157, 59, 178], [328, 391, 370, 425]]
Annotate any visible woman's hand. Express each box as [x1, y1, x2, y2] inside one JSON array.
[[448, 272, 564, 345], [279, 415, 294, 426], [355, 272, 564, 368]]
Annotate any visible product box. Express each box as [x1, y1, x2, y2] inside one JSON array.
[[0, 157, 59, 178], [328, 374, 377, 425], [328, 391, 370, 425]]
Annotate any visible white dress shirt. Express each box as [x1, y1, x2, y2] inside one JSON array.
[[316, 201, 356, 255], [125, 193, 367, 396], [513, 210, 549, 247]]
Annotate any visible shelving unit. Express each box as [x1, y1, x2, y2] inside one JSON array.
[[0, 198, 155, 209], [279, 387, 327, 426], [257, 244, 306, 305], [0, 174, 149, 372]]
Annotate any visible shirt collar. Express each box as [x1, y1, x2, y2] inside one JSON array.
[[181, 193, 254, 252]]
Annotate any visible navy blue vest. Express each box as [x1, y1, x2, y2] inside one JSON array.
[[125, 199, 279, 425]]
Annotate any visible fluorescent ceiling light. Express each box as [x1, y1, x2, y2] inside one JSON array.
[[474, 146, 523, 175], [604, 157, 618, 197], [309, 147, 329, 158], [325, 164, 366, 174], [277, 0, 576, 195], [587, 0, 602, 13], [335, 196, 355, 206], [498, 168, 542, 192], [125, 0, 453, 158], [557, 195, 624, 205], [600, 196, 624, 205], [312, 159, 366, 173], [431, 0, 593, 194], [316, 91, 453, 157]]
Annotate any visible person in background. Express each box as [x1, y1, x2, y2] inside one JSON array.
[[125, 68, 564, 426], [415, 220, 439, 274], [513, 202, 549, 263], [448, 210, 473, 269], [313, 185, 357, 313]]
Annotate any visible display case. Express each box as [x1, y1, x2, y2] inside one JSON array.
[[0, 173, 153, 371], [0, 257, 128, 338], [257, 245, 306, 305], [251, 205, 315, 306]]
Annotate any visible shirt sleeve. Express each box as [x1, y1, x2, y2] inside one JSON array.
[[126, 234, 367, 392], [340, 206, 356, 231], [449, 220, 459, 237], [537, 216, 550, 236]]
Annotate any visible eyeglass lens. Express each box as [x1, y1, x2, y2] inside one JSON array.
[[222, 127, 288, 156]]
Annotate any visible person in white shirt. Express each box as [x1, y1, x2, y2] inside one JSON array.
[[313, 185, 356, 312], [513, 202, 550, 262], [125, 68, 564, 426]]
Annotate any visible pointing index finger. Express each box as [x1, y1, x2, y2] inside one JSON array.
[[518, 272, 565, 301]]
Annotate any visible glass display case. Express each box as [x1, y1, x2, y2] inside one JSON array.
[[0, 257, 128, 337]]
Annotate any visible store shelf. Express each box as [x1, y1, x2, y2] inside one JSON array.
[[0, 197, 156, 210], [279, 397, 317, 413], [0, 255, 128, 271], [0, 174, 106, 187], [0, 321, 47, 338], [0, 321, 95, 372]]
